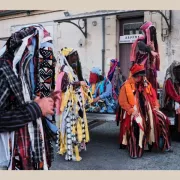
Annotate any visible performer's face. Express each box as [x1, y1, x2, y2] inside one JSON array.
[[67, 52, 79, 69], [134, 75, 143, 83], [89, 72, 98, 84]]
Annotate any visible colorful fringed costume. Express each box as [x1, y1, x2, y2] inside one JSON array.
[[130, 21, 160, 93], [0, 25, 57, 170], [107, 59, 126, 100], [55, 48, 93, 161], [107, 59, 126, 123], [86, 67, 117, 114], [162, 61, 180, 141], [118, 64, 171, 159]]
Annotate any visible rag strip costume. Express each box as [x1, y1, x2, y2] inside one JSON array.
[[107, 59, 126, 100], [107, 59, 126, 123], [55, 47, 93, 161], [130, 21, 160, 93], [118, 64, 171, 159], [0, 25, 57, 170], [86, 67, 117, 113], [162, 61, 180, 141]]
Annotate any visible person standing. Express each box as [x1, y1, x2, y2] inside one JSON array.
[[0, 24, 57, 170], [130, 21, 160, 93], [55, 47, 93, 161], [107, 59, 126, 100], [162, 61, 180, 141], [87, 67, 116, 113]]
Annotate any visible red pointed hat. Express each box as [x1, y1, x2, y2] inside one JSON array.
[[130, 63, 145, 76]]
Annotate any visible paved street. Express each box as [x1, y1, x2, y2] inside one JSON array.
[[51, 121, 180, 170]]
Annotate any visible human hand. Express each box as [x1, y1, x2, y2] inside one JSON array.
[[151, 51, 158, 57], [51, 91, 61, 101], [148, 42, 155, 51], [80, 81, 88, 87], [176, 108, 180, 114], [34, 97, 54, 116], [93, 97, 100, 103]]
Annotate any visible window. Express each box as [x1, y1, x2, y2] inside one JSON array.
[[123, 22, 143, 35]]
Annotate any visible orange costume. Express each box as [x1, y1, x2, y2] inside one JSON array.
[[118, 64, 171, 159]]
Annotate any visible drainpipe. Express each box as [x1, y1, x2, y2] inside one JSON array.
[[102, 16, 105, 75]]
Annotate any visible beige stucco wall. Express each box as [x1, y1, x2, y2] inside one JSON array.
[[144, 10, 180, 86], [0, 10, 117, 80], [1, 10, 180, 84], [104, 16, 117, 74]]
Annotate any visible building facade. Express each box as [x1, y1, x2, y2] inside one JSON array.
[[0, 10, 179, 84]]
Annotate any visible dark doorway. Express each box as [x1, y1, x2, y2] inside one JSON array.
[[119, 17, 144, 78]]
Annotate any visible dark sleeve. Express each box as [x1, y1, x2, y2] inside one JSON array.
[[137, 40, 151, 53], [61, 72, 69, 92], [0, 63, 42, 132], [61, 72, 81, 91], [72, 81, 81, 90], [165, 79, 180, 102], [0, 102, 42, 132]]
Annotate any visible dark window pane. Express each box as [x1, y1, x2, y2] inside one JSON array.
[[123, 22, 143, 35]]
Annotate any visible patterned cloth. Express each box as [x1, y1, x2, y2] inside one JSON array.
[[107, 59, 118, 82], [12, 125, 34, 170], [119, 77, 171, 159], [87, 77, 117, 114], [161, 61, 180, 142], [110, 66, 125, 100], [0, 24, 57, 170], [87, 66, 117, 114], [162, 60, 180, 108], [130, 22, 160, 93], [0, 60, 42, 132], [0, 60, 42, 169], [55, 51, 93, 161]]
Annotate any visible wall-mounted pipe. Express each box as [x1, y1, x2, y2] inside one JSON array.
[[102, 16, 105, 75], [169, 10, 172, 32]]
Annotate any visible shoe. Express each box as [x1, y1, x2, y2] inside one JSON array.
[[119, 144, 126, 149], [165, 147, 173, 153], [130, 156, 137, 159]]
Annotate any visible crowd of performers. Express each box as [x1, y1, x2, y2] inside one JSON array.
[[0, 21, 180, 170]]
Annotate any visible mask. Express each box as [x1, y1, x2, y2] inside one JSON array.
[[71, 62, 77, 68], [89, 72, 98, 84]]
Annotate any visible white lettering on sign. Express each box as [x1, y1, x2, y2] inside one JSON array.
[[119, 34, 142, 44]]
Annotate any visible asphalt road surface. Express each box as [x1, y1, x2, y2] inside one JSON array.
[[51, 121, 180, 170]]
